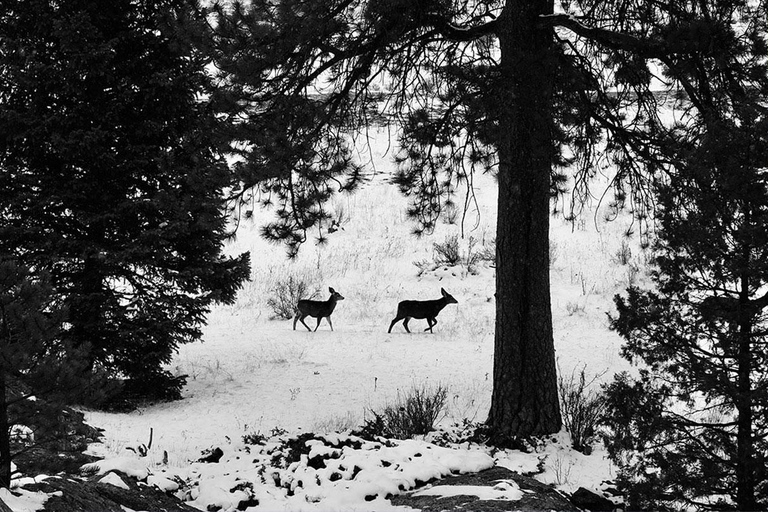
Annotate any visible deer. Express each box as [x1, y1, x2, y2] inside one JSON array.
[[388, 288, 458, 333], [293, 287, 345, 332]]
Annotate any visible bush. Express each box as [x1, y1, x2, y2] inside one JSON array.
[[357, 383, 448, 440], [267, 275, 315, 320], [477, 236, 496, 264], [565, 300, 585, 316], [611, 240, 633, 266], [558, 365, 606, 454], [431, 235, 495, 275], [433, 235, 462, 266]]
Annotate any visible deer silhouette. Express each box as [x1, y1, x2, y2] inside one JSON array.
[[293, 287, 345, 332], [388, 288, 458, 333]]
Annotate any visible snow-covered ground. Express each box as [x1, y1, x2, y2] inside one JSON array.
[[12, 127, 650, 511]]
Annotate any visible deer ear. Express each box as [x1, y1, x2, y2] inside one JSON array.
[[329, 287, 335, 293], [441, 288, 447, 296]]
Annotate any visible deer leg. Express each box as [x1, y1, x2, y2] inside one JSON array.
[[388, 317, 401, 333], [403, 317, 411, 333], [293, 314, 299, 330], [424, 317, 437, 332], [299, 315, 312, 332], [327, 316, 334, 331], [314, 317, 322, 332]]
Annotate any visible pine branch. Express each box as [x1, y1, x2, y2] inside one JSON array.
[[541, 13, 675, 58]]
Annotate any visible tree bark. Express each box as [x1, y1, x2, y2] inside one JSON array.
[[486, 0, 562, 442], [735, 243, 756, 509]]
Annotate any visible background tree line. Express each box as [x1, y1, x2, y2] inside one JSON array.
[[1, 0, 767, 507]]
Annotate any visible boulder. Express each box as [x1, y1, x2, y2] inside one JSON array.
[[570, 486, 616, 511], [389, 466, 577, 511], [22, 472, 197, 512]]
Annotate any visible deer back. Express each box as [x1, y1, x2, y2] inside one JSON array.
[[298, 288, 344, 317]]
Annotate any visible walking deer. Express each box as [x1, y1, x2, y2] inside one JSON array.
[[388, 288, 458, 333], [293, 287, 345, 332]]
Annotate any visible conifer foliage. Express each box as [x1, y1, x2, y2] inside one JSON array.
[[209, 0, 570, 441], [205, 0, 759, 442], [206, 0, 755, 443], [0, 261, 95, 487], [0, 0, 250, 404], [603, 2, 768, 507]]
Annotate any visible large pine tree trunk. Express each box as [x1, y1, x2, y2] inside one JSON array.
[[486, 0, 562, 442], [736, 259, 756, 509]]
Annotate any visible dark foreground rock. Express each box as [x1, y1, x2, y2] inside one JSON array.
[[22, 472, 198, 512], [13, 463, 610, 511], [570, 486, 616, 511], [390, 466, 578, 511]]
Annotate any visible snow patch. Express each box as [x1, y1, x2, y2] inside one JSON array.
[[0, 487, 56, 512], [413, 479, 524, 500], [99, 471, 130, 489], [82, 455, 150, 480]]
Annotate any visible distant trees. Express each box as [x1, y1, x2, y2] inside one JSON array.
[[0, 0, 250, 404], [603, 1, 768, 508], [205, 0, 727, 441]]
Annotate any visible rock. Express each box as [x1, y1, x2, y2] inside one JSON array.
[[570, 486, 616, 511], [389, 466, 577, 511], [23, 473, 198, 512], [197, 447, 224, 463]]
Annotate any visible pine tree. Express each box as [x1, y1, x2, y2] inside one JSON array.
[[0, 260, 97, 488], [206, 0, 726, 441], [603, 2, 768, 506], [0, 0, 250, 403]]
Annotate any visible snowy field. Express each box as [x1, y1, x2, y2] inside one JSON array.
[[10, 127, 650, 511]]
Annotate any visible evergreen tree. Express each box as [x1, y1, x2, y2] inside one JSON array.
[[0, 260, 96, 487], [0, 0, 250, 403], [206, 0, 722, 440], [603, 2, 768, 507]]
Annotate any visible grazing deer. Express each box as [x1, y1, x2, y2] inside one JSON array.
[[293, 287, 345, 332], [388, 288, 458, 333]]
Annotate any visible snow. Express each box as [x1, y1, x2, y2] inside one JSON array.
[[413, 479, 524, 501], [82, 455, 150, 480], [0, 487, 58, 512], [13, 127, 646, 511], [98, 472, 130, 489], [89, 434, 494, 511]]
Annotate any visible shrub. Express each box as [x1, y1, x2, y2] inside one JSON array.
[[267, 275, 315, 320], [477, 237, 496, 264], [462, 236, 483, 275], [433, 235, 462, 266], [426, 419, 486, 447], [565, 300, 585, 316], [412, 259, 434, 277], [357, 383, 448, 440], [312, 411, 360, 434], [558, 365, 606, 454], [432, 235, 494, 275], [242, 431, 268, 446], [611, 240, 633, 266]]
